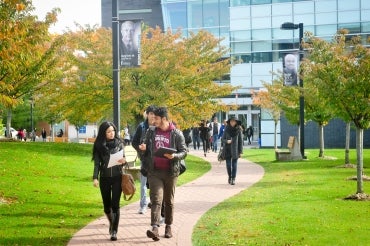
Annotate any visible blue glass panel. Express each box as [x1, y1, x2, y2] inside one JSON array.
[[293, 1, 314, 14], [272, 15, 293, 28], [220, 0, 230, 26], [316, 12, 337, 25], [231, 0, 251, 7], [315, 24, 338, 36], [361, 0, 370, 9], [338, 0, 359, 11], [362, 22, 370, 32], [315, 0, 337, 13], [252, 17, 272, 29], [252, 29, 272, 40], [203, 0, 219, 27], [294, 14, 314, 26], [165, 2, 187, 30], [251, 4, 271, 17], [188, 1, 202, 29], [231, 30, 252, 41], [272, 0, 292, 3], [252, 41, 272, 52], [338, 11, 360, 23], [362, 10, 370, 22], [232, 42, 252, 53], [338, 23, 361, 34], [272, 3, 292, 15], [251, 0, 271, 5]]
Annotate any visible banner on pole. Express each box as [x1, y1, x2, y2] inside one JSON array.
[[119, 19, 141, 68], [282, 53, 298, 86]]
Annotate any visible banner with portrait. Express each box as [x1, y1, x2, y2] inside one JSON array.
[[282, 53, 299, 86], [119, 19, 141, 68]]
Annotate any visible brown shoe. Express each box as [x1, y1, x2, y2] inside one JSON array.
[[165, 225, 172, 238], [146, 227, 160, 241]]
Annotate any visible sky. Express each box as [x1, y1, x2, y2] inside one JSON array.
[[32, 0, 101, 34]]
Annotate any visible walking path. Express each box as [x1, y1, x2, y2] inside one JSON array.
[[68, 146, 264, 246]]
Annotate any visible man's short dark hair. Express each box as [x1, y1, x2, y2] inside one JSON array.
[[154, 106, 168, 118], [145, 105, 157, 114]]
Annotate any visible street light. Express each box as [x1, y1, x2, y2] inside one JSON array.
[[281, 22, 305, 159]]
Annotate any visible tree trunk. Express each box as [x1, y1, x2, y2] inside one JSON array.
[[6, 109, 12, 136], [274, 121, 277, 149], [297, 123, 300, 147], [356, 127, 364, 194], [345, 122, 350, 164], [318, 123, 324, 157]]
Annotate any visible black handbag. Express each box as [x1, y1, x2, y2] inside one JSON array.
[[179, 160, 186, 175], [218, 146, 225, 162]]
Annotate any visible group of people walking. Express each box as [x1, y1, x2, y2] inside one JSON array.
[[92, 106, 187, 242], [91, 107, 250, 242]]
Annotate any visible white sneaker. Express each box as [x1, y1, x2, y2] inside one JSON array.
[[138, 207, 147, 214]]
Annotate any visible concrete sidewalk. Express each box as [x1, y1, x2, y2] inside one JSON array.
[[67, 148, 264, 246]]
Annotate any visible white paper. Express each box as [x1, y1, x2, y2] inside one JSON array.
[[107, 149, 124, 168]]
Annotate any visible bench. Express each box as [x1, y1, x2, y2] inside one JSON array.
[[275, 136, 302, 161], [124, 145, 141, 180], [87, 137, 96, 143], [54, 137, 68, 143]]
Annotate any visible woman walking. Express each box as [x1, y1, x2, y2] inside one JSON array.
[[92, 121, 127, 241], [221, 116, 243, 185]]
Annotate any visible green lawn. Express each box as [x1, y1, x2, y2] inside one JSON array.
[[0, 142, 210, 246], [192, 148, 370, 246]]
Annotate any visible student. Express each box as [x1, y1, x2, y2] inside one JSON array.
[[132, 105, 157, 214], [92, 121, 127, 241], [139, 106, 187, 241], [221, 116, 243, 185]]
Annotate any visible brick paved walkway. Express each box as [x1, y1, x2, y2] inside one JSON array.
[[67, 147, 264, 246]]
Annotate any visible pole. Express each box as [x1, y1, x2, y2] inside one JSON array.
[[298, 23, 305, 158], [30, 98, 34, 132], [112, 0, 120, 132]]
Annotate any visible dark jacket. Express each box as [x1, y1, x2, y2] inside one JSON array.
[[132, 120, 149, 160], [221, 125, 243, 159], [93, 139, 125, 179], [141, 126, 187, 177]]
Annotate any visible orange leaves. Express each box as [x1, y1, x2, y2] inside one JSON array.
[[15, 3, 25, 11]]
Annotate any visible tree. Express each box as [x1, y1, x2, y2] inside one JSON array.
[[302, 31, 370, 199], [121, 27, 236, 128], [0, 0, 65, 133], [39, 26, 237, 130]]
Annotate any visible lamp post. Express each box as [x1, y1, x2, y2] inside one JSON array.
[[112, 0, 120, 132], [281, 22, 305, 158]]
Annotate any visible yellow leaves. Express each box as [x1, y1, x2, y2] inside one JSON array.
[[16, 3, 25, 12]]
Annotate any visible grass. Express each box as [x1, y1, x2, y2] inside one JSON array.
[[0, 142, 210, 246], [192, 148, 370, 246]]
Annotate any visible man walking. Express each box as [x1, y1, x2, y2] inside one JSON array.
[[139, 106, 187, 241], [210, 117, 220, 152]]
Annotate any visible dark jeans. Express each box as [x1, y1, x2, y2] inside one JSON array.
[[193, 135, 200, 149], [99, 175, 122, 214], [226, 158, 238, 179]]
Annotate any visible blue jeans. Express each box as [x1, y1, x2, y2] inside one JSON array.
[[226, 158, 238, 179], [140, 172, 148, 209], [193, 135, 200, 149], [212, 134, 218, 151]]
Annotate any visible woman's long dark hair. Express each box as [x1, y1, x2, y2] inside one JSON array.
[[92, 121, 120, 160]]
